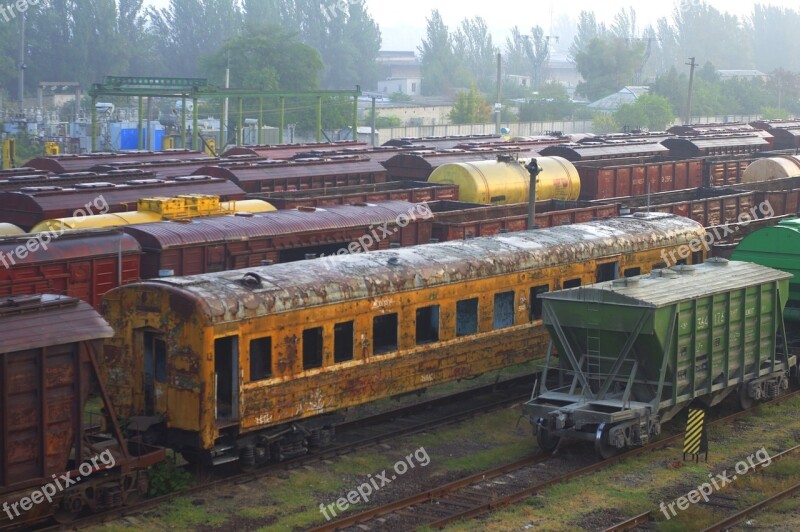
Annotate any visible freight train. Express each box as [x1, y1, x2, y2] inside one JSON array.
[[98, 213, 706, 466], [524, 259, 798, 458]]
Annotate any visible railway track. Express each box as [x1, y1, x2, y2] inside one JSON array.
[[34, 372, 536, 531], [312, 390, 800, 531]]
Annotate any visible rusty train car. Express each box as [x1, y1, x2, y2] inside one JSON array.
[[24, 150, 205, 174], [254, 181, 459, 210], [197, 155, 388, 194], [0, 294, 164, 528], [0, 230, 141, 309], [0, 202, 432, 309], [99, 213, 706, 466], [0, 176, 246, 231]]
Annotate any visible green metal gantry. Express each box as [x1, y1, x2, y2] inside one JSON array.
[[88, 76, 361, 152]]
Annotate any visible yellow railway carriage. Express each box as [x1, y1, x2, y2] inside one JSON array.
[[100, 213, 706, 466]]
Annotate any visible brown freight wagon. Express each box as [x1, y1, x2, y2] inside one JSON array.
[[0, 230, 141, 309], [661, 134, 769, 158], [750, 119, 800, 150], [0, 169, 162, 192], [608, 187, 758, 228], [0, 176, 246, 230], [122, 200, 432, 278], [539, 141, 670, 161], [383, 134, 502, 149], [728, 175, 800, 217], [222, 141, 369, 159], [574, 158, 704, 200], [0, 294, 164, 528], [668, 122, 774, 149], [88, 156, 222, 180], [196, 155, 388, 193], [429, 200, 620, 241], [382, 149, 538, 181], [252, 181, 459, 209], [25, 149, 205, 173]]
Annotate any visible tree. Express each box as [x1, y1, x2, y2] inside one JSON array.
[[518, 81, 574, 121], [148, 0, 243, 78], [574, 37, 645, 101], [419, 10, 467, 95], [614, 93, 674, 131], [448, 84, 492, 124], [569, 11, 605, 61], [453, 17, 498, 92], [504, 26, 549, 88], [592, 114, 619, 134], [361, 110, 402, 128]]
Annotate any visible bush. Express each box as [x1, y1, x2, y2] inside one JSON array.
[[147, 458, 192, 497]]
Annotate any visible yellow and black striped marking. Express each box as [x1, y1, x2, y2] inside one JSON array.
[[684, 407, 708, 462]]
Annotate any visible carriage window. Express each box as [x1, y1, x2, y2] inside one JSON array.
[[373, 313, 398, 354], [416, 305, 440, 344], [334, 321, 354, 363], [493, 291, 515, 329], [303, 327, 324, 369], [563, 278, 582, 289], [596, 261, 618, 282], [692, 251, 703, 264], [250, 337, 272, 381], [529, 285, 549, 321], [456, 298, 479, 336], [624, 267, 641, 278]]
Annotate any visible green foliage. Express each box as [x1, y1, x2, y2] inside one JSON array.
[[147, 459, 192, 497], [389, 92, 412, 103], [592, 114, 620, 134], [504, 26, 549, 88], [453, 17, 499, 93], [760, 106, 790, 120], [614, 94, 674, 131], [448, 84, 493, 124], [518, 82, 575, 121], [574, 36, 646, 101], [419, 10, 470, 95], [361, 110, 403, 128]]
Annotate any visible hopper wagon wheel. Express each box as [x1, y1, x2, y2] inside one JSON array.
[[536, 419, 560, 453], [53, 495, 84, 523], [594, 422, 619, 460], [738, 382, 754, 411]]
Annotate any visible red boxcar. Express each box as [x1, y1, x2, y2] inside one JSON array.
[[575, 159, 704, 200], [0, 231, 141, 309]]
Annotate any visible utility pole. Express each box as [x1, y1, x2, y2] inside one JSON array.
[[18, 13, 25, 115], [495, 53, 502, 135], [685, 57, 696, 125]]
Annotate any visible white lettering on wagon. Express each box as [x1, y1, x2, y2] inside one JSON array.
[[372, 297, 394, 310]]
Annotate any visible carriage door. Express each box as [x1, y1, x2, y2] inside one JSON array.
[[142, 331, 167, 416], [214, 336, 239, 421]]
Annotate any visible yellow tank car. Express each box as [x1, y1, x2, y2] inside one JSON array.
[[428, 155, 580, 204]]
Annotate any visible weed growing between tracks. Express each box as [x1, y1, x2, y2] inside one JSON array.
[[438, 393, 800, 532]]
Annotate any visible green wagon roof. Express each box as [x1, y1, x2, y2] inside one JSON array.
[[541, 260, 791, 308]]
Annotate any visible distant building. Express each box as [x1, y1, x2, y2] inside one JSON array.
[[543, 51, 581, 88], [716, 69, 767, 81], [588, 86, 650, 113], [378, 78, 421, 96], [506, 74, 533, 88], [377, 51, 422, 79]]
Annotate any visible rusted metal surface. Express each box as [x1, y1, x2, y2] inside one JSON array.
[[669, 122, 774, 148], [662, 134, 769, 158], [429, 200, 620, 240], [123, 200, 432, 277], [539, 140, 669, 161], [727, 175, 800, 216], [88, 157, 220, 180], [137, 214, 704, 322], [0, 177, 246, 230], [102, 213, 705, 452], [196, 156, 388, 193], [252, 181, 459, 209], [0, 296, 113, 493], [222, 141, 369, 159], [750, 119, 800, 150], [383, 134, 502, 149], [0, 231, 141, 309], [575, 158, 703, 199], [704, 156, 755, 187], [24, 149, 205, 173], [0, 169, 161, 192]]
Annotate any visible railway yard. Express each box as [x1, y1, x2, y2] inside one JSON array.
[[2, 123, 800, 532]]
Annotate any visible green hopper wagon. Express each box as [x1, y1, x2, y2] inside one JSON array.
[[524, 259, 796, 459]]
